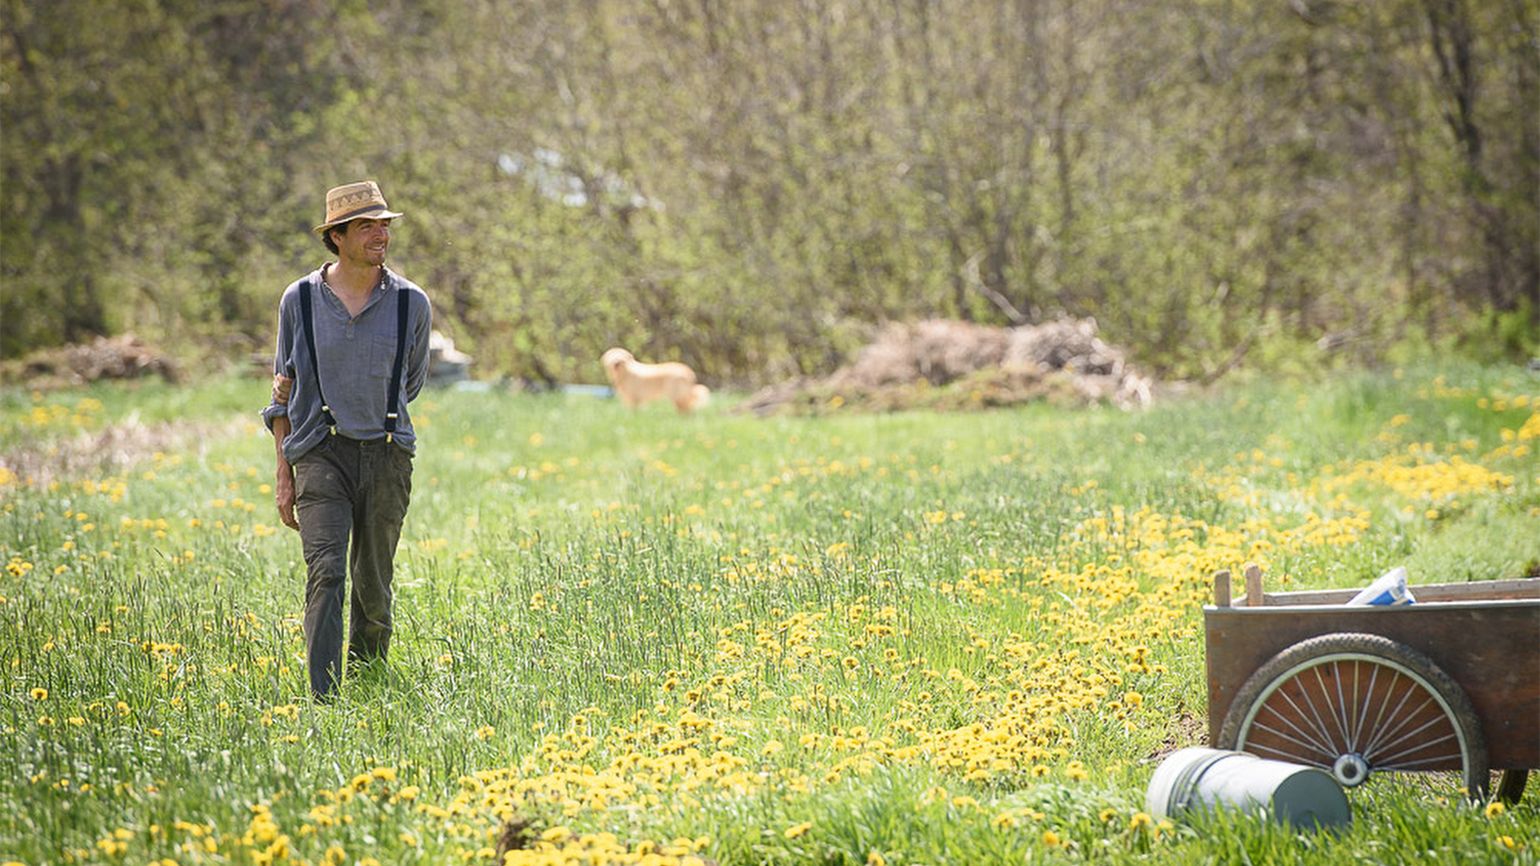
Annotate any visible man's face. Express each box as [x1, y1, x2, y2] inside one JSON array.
[[333, 218, 391, 266]]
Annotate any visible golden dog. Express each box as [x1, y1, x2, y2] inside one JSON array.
[[601, 347, 710, 414]]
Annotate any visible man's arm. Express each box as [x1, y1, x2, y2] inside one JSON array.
[[404, 292, 433, 402], [263, 291, 299, 531], [272, 415, 298, 531]]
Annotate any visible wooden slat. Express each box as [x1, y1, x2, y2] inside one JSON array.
[[1244, 563, 1264, 607], [1257, 577, 1540, 607], [1213, 570, 1231, 608]]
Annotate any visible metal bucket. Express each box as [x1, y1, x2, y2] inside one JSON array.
[[1147, 748, 1351, 831]]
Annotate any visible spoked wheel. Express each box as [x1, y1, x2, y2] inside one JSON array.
[[1218, 633, 1489, 800]]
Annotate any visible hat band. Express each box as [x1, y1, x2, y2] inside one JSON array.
[[328, 203, 392, 224]]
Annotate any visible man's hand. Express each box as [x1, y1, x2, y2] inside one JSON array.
[[270, 414, 299, 531], [272, 374, 293, 405], [276, 467, 299, 531]]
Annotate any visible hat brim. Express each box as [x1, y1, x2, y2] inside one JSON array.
[[313, 207, 405, 234]]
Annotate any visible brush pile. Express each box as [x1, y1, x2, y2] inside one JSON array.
[[741, 318, 1153, 415], [3, 335, 181, 389]]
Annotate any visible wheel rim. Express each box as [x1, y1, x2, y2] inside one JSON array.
[[1233, 652, 1474, 785]]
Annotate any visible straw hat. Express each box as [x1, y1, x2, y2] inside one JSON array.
[[313, 181, 404, 233]]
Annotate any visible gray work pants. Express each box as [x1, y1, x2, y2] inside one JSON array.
[[293, 436, 413, 699]]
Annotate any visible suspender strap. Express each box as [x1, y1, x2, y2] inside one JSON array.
[[297, 281, 338, 435], [385, 287, 409, 443]]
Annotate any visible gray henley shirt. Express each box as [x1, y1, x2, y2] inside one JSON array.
[[261, 265, 432, 462]]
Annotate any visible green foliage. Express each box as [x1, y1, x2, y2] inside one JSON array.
[[2, 0, 1537, 381], [1463, 303, 1540, 362]]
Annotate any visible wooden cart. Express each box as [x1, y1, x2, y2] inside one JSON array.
[[1204, 566, 1540, 802]]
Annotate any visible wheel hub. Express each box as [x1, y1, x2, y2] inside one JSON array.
[[1333, 753, 1371, 787]]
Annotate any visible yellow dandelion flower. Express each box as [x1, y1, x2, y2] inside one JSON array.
[[1485, 801, 1505, 818], [30, 688, 47, 701], [1041, 829, 1061, 847], [1129, 811, 1153, 830], [784, 821, 813, 839]]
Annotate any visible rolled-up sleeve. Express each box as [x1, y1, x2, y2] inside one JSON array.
[[260, 295, 295, 431]]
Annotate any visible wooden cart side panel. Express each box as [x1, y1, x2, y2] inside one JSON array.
[[1204, 603, 1540, 768]]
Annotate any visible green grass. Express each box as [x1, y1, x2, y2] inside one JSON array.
[[1, 363, 1537, 865]]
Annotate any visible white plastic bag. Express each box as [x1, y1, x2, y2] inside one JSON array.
[[1347, 566, 1416, 606]]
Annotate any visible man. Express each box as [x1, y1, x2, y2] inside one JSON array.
[[262, 180, 431, 700]]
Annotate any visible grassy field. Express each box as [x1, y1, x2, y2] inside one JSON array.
[[2, 365, 1537, 865]]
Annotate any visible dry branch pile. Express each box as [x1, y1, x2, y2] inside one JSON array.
[[3, 335, 181, 389], [741, 318, 1153, 415]]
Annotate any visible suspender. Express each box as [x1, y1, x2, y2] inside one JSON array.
[[385, 287, 409, 442], [298, 274, 411, 442], [297, 280, 336, 436]]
